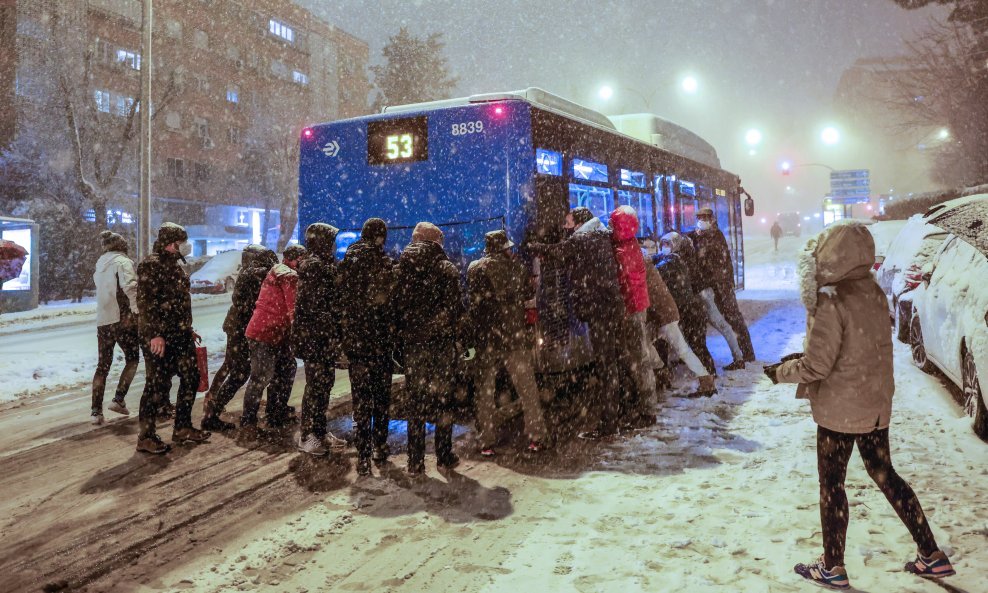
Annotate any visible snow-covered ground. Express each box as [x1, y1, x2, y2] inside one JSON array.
[[0, 234, 985, 593]]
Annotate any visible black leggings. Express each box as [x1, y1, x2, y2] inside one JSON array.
[[92, 320, 140, 412], [817, 425, 938, 568]]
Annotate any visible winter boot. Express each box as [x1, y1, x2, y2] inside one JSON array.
[[107, 399, 130, 416], [201, 399, 235, 432], [137, 434, 171, 455], [723, 359, 745, 372], [684, 375, 717, 398], [794, 557, 850, 590], [904, 550, 955, 579], [173, 427, 211, 444]]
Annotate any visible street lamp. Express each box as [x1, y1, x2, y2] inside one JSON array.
[[745, 128, 763, 147], [598, 85, 614, 101], [821, 126, 840, 146], [681, 75, 698, 94]]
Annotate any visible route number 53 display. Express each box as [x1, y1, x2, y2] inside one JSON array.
[[386, 134, 414, 159]]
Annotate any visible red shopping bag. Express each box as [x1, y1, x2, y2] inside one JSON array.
[[196, 346, 209, 392]]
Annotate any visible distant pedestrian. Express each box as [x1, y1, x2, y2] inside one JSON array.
[[91, 231, 140, 425], [135, 223, 211, 454], [202, 244, 277, 432], [688, 207, 754, 367], [241, 245, 305, 434], [771, 221, 783, 251], [294, 224, 348, 457], [765, 221, 954, 589], [393, 222, 465, 475], [468, 229, 548, 457], [339, 218, 397, 474]]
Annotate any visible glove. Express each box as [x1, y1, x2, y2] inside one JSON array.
[[763, 363, 780, 385], [780, 352, 803, 362]]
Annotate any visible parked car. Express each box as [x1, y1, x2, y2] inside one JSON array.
[[190, 249, 242, 293], [865, 219, 909, 272], [876, 215, 949, 341], [909, 201, 988, 441]]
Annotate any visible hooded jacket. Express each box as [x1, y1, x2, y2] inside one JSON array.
[[222, 249, 276, 338], [655, 233, 706, 334], [688, 223, 734, 292], [776, 221, 895, 434], [94, 250, 139, 327], [609, 206, 650, 314], [339, 220, 397, 357], [467, 248, 533, 353], [137, 243, 192, 341], [293, 223, 342, 361], [393, 239, 464, 346], [246, 263, 298, 345]]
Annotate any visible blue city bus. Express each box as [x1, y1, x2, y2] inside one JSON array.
[[299, 88, 748, 379]]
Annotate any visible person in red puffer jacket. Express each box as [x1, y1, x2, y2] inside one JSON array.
[[242, 245, 306, 430]]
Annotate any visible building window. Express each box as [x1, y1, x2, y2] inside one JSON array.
[[167, 157, 185, 178], [226, 86, 239, 104], [193, 74, 209, 94], [194, 162, 211, 182], [165, 19, 182, 39], [193, 29, 208, 50], [164, 111, 182, 130], [94, 38, 114, 64], [292, 70, 308, 85], [116, 49, 141, 70], [227, 126, 241, 144], [194, 118, 210, 139], [268, 19, 295, 43], [94, 89, 111, 113], [115, 95, 135, 117]]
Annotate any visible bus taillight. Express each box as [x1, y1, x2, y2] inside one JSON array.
[[492, 105, 506, 117], [302, 128, 314, 139]]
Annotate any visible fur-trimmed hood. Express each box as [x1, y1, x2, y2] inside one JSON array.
[[798, 220, 876, 316]]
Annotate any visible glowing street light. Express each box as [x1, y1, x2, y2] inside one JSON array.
[[598, 85, 614, 100], [781, 160, 792, 175], [681, 76, 698, 94], [745, 128, 763, 147], [938, 127, 950, 140], [821, 126, 840, 145]]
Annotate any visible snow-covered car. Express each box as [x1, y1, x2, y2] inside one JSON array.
[[866, 219, 909, 272], [189, 249, 242, 294], [876, 215, 949, 341], [909, 203, 988, 441]]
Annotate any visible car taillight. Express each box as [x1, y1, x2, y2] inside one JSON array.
[[905, 280, 920, 290], [872, 262, 882, 271]]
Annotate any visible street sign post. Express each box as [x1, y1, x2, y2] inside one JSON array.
[[829, 169, 870, 205]]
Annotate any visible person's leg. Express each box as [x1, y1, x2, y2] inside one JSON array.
[[113, 322, 140, 404], [370, 355, 394, 458], [211, 333, 251, 415], [682, 315, 717, 375], [349, 356, 373, 461], [506, 349, 548, 444], [206, 335, 234, 399], [856, 428, 939, 557], [473, 347, 500, 450], [659, 323, 709, 378], [817, 425, 856, 569], [241, 341, 275, 427], [700, 288, 743, 362], [713, 287, 755, 361], [300, 360, 332, 438], [138, 343, 172, 440], [173, 335, 200, 431], [265, 344, 298, 424], [92, 325, 115, 415]]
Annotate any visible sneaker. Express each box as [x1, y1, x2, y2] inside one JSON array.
[[172, 427, 211, 444], [201, 414, 236, 432], [794, 557, 850, 590], [91, 413, 105, 426], [480, 448, 496, 458], [438, 454, 460, 470], [297, 433, 327, 457], [108, 400, 130, 416], [324, 433, 348, 451], [527, 441, 546, 453], [136, 435, 171, 455], [904, 550, 956, 579], [723, 359, 746, 371]]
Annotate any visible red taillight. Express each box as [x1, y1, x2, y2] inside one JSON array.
[[302, 128, 313, 139], [873, 262, 882, 271], [491, 105, 506, 117]]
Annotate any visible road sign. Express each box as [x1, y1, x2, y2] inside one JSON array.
[[829, 169, 869, 204]]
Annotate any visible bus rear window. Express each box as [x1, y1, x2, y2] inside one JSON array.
[[572, 158, 608, 183], [536, 149, 562, 175], [367, 116, 429, 165]]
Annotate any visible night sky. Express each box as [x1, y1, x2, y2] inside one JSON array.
[[302, 0, 948, 221]]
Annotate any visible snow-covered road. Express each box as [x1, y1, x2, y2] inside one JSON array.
[[0, 235, 984, 593]]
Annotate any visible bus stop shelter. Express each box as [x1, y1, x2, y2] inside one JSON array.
[[0, 216, 39, 313]]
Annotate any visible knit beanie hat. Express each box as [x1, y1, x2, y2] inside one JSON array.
[[99, 230, 128, 253], [411, 221, 444, 246]]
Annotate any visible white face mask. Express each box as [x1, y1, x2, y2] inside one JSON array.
[[660, 246, 672, 256], [696, 220, 712, 231], [179, 241, 192, 257]]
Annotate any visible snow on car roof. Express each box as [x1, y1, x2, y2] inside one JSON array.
[[929, 197, 988, 256], [190, 250, 242, 282]]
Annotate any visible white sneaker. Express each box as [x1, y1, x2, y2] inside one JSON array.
[[108, 400, 130, 416], [324, 433, 348, 451], [297, 433, 327, 457], [91, 414, 105, 426]]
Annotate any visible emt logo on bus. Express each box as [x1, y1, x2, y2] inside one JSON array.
[[321, 140, 340, 157]]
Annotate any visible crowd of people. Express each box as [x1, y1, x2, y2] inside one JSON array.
[[85, 211, 959, 587], [90, 205, 753, 471]]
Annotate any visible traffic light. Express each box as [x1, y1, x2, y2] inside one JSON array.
[[781, 161, 792, 176]]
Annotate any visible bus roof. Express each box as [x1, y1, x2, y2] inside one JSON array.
[[380, 87, 721, 169]]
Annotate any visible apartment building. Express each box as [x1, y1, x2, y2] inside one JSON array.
[[1, 0, 370, 253]]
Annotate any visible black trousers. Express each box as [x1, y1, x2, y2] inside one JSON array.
[[300, 359, 336, 438], [404, 341, 456, 470], [349, 354, 393, 462], [210, 332, 251, 414], [138, 334, 198, 438], [92, 319, 140, 413], [712, 284, 755, 361], [241, 340, 296, 427], [680, 314, 717, 375], [817, 425, 938, 568]]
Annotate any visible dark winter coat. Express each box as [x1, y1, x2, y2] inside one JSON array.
[[339, 238, 396, 357], [563, 218, 625, 327], [688, 226, 735, 292], [644, 262, 679, 329], [293, 225, 342, 362], [467, 250, 533, 353], [770, 223, 783, 240], [393, 240, 465, 347], [222, 262, 272, 338], [136, 248, 193, 342], [609, 206, 651, 314], [246, 263, 298, 346]]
